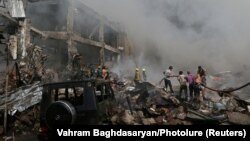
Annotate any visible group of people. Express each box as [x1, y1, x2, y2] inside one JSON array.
[[91, 65, 110, 80], [162, 66, 207, 102]]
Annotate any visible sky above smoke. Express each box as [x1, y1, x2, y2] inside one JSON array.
[[82, 0, 250, 83]]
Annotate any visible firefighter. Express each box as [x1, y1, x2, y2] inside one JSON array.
[[96, 65, 102, 79], [134, 68, 141, 82], [90, 64, 96, 78]]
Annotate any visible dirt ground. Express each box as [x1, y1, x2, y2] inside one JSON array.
[[1, 134, 38, 141], [16, 134, 38, 141]]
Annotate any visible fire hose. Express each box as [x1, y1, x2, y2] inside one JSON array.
[[200, 82, 250, 94]]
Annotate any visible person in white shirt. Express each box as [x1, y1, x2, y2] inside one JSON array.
[[177, 71, 188, 100], [164, 66, 174, 93]]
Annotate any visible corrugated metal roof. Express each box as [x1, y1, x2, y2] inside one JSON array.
[[7, 0, 25, 18]]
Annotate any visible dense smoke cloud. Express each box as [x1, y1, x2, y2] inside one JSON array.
[[81, 0, 250, 83]]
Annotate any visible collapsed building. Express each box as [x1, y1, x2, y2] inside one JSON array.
[[26, 0, 132, 77], [1, 0, 132, 83], [0, 0, 132, 136]]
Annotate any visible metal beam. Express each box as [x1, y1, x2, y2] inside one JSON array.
[[72, 33, 119, 53], [30, 26, 47, 37], [99, 22, 104, 65], [73, 33, 101, 47], [104, 44, 119, 53], [43, 31, 68, 40], [30, 28, 120, 53], [66, 6, 78, 61], [67, 6, 74, 34]]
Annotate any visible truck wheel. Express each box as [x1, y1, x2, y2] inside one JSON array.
[[46, 101, 76, 128]]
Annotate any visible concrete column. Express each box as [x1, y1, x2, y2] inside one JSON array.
[[67, 6, 78, 69], [99, 22, 105, 66]]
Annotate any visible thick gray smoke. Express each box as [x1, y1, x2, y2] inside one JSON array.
[[82, 0, 250, 84]]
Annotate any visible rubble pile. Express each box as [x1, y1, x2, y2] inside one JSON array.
[[0, 38, 53, 137], [0, 69, 249, 137], [0, 45, 47, 94], [6, 105, 40, 136], [0, 68, 249, 139], [110, 80, 250, 125]]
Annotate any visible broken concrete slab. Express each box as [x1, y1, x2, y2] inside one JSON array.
[[0, 81, 42, 115], [120, 110, 135, 125], [167, 119, 183, 125], [111, 115, 118, 125], [154, 116, 164, 124], [226, 97, 238, 112], [177, 113, 186, 120], [142, 118, 156, 125], [227, 112, 250, 125], [213, 102, 226, 111]]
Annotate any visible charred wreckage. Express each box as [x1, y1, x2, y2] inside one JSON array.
[[0, 0, 250, 140]]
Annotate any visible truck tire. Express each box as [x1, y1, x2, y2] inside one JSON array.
[[46, 101, 76, 128]]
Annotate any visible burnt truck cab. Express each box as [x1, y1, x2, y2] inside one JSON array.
[[38, 79, 115, 139]]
